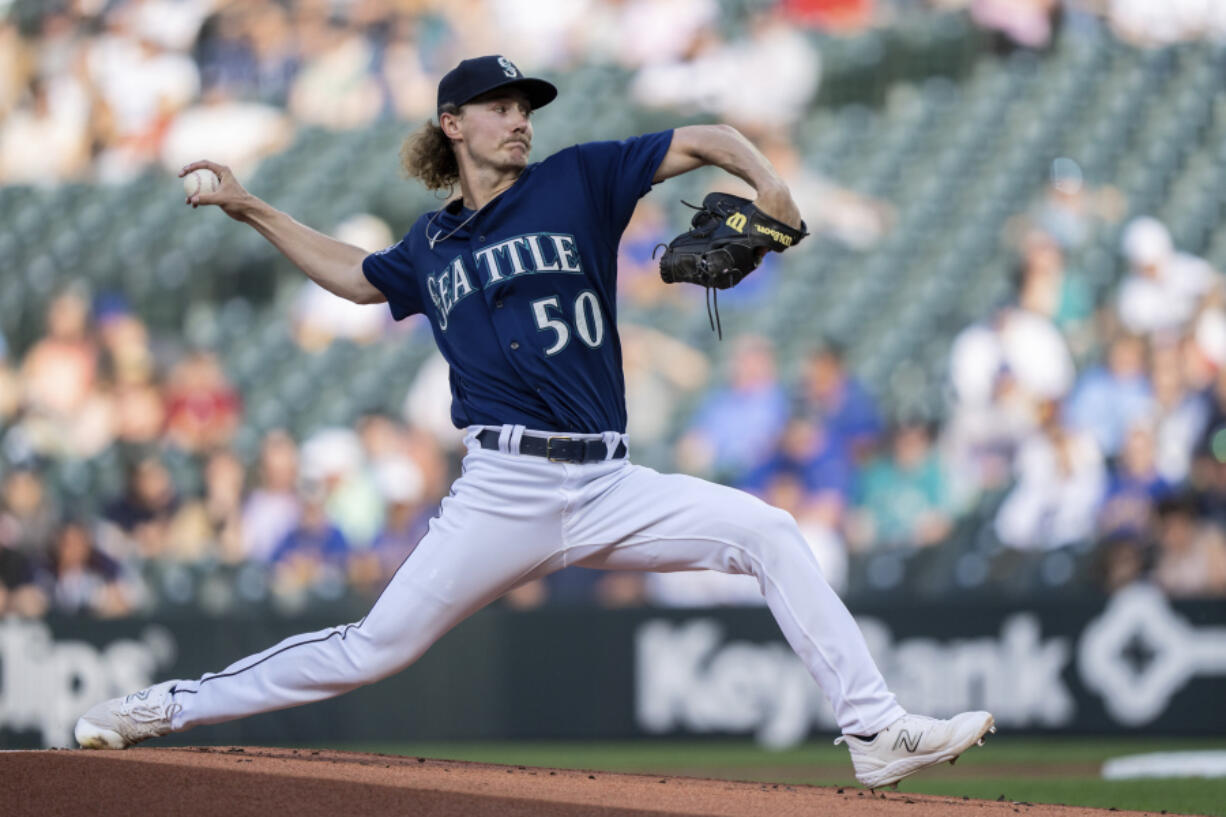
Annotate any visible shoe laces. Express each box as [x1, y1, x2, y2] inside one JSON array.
[[119, 689, 182, 723]]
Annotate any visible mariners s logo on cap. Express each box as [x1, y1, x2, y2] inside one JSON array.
[[498, 57, 519, 78]]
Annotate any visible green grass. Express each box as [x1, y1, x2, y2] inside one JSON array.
[[330, 738, 1226, 816]]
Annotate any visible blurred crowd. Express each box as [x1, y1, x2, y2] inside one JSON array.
[[0, 0, 822, 185], [6, 0, 1226, 185], [655, 217, 1226, 605], [3, 196, 1224, 619], [3, 0, 1226, 620], [0, 281, 457, 617]]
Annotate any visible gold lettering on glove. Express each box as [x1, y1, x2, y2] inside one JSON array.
[[726, 212, 748, 232], [753, 224, 794, 247]]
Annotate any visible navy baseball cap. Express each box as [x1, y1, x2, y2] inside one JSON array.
[[437, 55, 557, 115]]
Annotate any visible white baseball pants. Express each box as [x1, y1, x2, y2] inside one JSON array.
[[170, 426, 904, 736]]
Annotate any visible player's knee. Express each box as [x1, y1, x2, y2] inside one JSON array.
[[747, 506, 817, 571], [342, 625, 429, 682]]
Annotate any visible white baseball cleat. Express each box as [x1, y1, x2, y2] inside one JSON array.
[[834, 711, 996, 789], [75, 680, 185, 749]]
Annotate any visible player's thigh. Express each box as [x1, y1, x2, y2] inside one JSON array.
[[364, 452, 566, 640], [568, 466, 802, 574]]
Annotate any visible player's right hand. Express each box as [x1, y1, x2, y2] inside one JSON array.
[[179, 160, 252, 222]]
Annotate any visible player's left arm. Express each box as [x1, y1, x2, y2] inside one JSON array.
[[652, 124, 802, 229]]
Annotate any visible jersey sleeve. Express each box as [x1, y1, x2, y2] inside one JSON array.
[[574, 129, 674, 248], [362, 237, 423, 321]]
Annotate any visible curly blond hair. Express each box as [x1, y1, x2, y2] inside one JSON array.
[[400, 104, 460, 192]]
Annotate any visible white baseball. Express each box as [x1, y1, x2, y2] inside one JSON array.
[[183, 168, 221, 197]]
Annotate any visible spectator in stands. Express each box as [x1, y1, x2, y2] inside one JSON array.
[[197, 4, 299, 107], [299, 427, 383, 549], [162, 349, 242, 454], [483, 0, 595, 71], [96, 298, 156, 388], [1116, 217, 1220, 338], [0, 465, 59, 560], [286, 11, 383, 130], [98, 304, 166, 450], [101, 454, 180, 561], [44, 518, 137, 618], [159, 79, 293, 178], [21, 287, 97, 418], [742, 416, 854, 511], [608, 0, 721, 70], [367, 457, 430, 583], [1015, 229, 1093, 358], [1097, 421, 1174, 539], [269, 477, 351, 598], [944, 301, 1074, 504], [796, 343, 884, 461], [714, 7, 823, 131], [0, 539, 48, 618], [675, 334, 790, 481], [246, 2, 302, 107], [241, 428, 302, 563], [995, 400, 1107, 550], [86, 10, 200, 180], [1151, 493, 1226, 598], [110, 379, 166, 449], [378, 14, 437, 122], [165, 448, 246, 564], [0, 75, 90, 184], [1063, 332, 1154, 459], [949, 300, 1076, 418], [848, 419, 953, 551], [193, 5, 257, 101], [19, 286, 113, 459], [630, 6, 819, 130], [1151, 338, 1211, 484]]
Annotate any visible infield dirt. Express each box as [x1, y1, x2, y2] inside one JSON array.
[[2, 746, 1186, 817]]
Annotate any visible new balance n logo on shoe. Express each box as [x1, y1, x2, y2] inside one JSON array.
[[893, 729, 922, 753]]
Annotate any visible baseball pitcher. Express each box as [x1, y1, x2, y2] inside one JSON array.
[[75, 55, 993, 789]]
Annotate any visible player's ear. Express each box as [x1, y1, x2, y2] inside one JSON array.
[[439, 107, 463, 141]]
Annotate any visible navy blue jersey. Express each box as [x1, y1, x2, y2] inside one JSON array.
[[363, 129, 674, 434]]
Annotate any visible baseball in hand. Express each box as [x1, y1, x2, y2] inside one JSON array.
[[182, 168, 221, 197]]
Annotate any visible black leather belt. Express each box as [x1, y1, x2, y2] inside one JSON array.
[[477, 429, 627, 463]]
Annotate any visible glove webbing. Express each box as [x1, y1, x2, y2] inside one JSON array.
[[657, 200, 726, 341]]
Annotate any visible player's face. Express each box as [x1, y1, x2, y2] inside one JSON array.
[[455, 91, 534, 172]]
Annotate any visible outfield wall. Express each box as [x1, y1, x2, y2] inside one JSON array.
[[3, 585, 1224, 749]]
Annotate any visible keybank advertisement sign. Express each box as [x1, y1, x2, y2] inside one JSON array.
[[3, 587, 1225, 748], [636, 585, 1226, 746]]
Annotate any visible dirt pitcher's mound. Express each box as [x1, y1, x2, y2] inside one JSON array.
[[3, 746, 1162, 817]]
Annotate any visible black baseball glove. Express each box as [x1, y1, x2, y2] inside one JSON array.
[[657, 192, 808, 290]]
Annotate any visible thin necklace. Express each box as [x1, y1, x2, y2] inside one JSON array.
[[425, 180, 516, 250]]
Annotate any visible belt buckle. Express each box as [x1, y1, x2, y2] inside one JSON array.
[[546, 436, 573, 462]]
